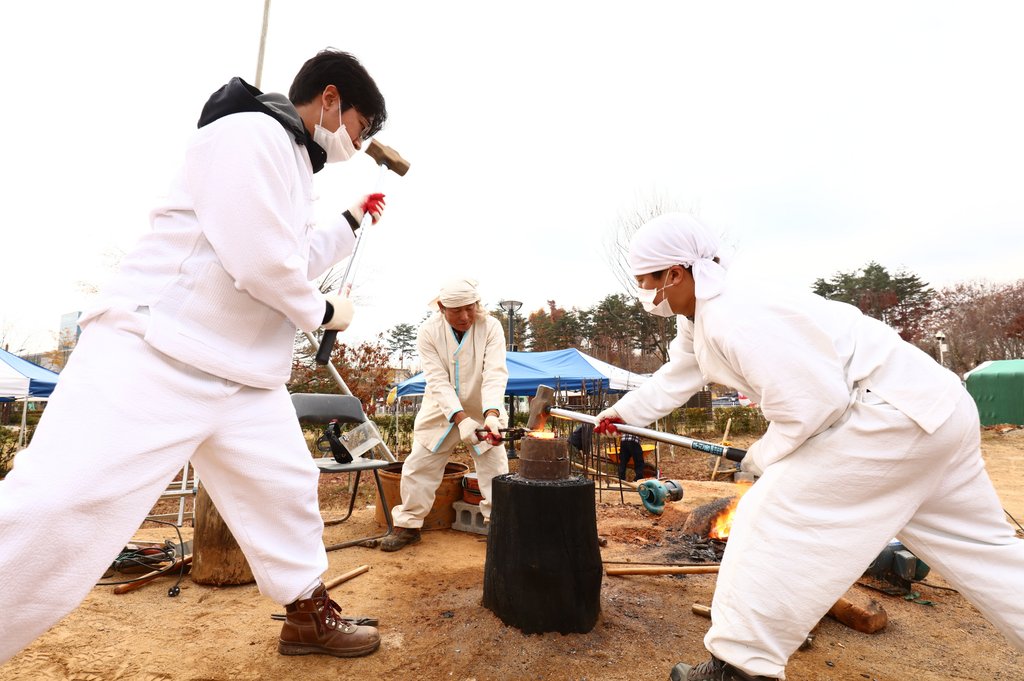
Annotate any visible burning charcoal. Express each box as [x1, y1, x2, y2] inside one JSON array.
[[681, 497, 737, 537]]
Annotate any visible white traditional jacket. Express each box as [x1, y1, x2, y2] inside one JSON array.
[[80, 111, 354, 389], [413, 313, 509, 454], [613, 283, 964, 473]]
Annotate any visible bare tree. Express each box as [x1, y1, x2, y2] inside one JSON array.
[[920, 279, 1024, 376], [603, 191, 700, 362]]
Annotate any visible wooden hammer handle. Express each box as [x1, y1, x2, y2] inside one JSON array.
[[324, 564, 369, 590]]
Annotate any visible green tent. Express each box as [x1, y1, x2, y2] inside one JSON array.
[[965, 359, 1024, 426]]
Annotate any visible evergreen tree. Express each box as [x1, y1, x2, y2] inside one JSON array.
[[813, 261, 933, 341]]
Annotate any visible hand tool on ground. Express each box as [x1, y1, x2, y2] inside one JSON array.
[[314, 139, 411, 365], [527, 385, 747, 464]]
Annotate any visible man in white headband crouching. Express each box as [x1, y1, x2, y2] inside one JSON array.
[[380, 277, 510, 551], [594, 213, 1024, 680]]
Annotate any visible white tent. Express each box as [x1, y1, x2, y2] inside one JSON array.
[[1, 349, 59, 449], [0, 359, 30, 398]]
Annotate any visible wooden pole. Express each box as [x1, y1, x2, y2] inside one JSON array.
[[711, 417, 733, 479], [605, 564, 720, 576]]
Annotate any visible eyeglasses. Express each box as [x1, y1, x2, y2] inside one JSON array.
[[356, 114, 373, 142]]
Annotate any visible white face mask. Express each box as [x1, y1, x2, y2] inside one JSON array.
[[637, 273, 677, 317], [313, 101, 356, 163]]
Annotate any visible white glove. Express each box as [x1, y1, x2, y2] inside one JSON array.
[[457, 417, 483, 446], [321, 293, 354, 332], [348, 192, 386, 226], [595, 407, 620, 423], [740, 445, 764, 477], [484, 414, 503, 439]]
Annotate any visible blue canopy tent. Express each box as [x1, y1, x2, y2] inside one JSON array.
[[394, 348, 648, 398], [1, 348, 60, 448], [0, 348, 59, 400]]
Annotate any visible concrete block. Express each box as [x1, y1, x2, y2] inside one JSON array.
[[452, 500, 488, 535]]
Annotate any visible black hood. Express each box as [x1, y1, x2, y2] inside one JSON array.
[[197, 77, 327, 173]]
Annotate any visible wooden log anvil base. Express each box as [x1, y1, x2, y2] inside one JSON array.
[[483, 436, 602, 634]]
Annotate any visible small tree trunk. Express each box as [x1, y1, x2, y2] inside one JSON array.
[[190, 485, 255, 586], [482, 473, 602, 634]]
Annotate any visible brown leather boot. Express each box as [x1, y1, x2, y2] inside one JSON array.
[[379, 527, 421, 552], [278, 584, 380, 658]]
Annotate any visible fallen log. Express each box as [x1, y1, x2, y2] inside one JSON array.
[[827, 595, 888, 634]]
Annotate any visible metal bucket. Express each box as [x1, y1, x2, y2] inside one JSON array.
[[374, 461, 469, 530]]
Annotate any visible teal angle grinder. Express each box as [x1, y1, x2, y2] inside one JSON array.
[[636, 479, 684, 515]]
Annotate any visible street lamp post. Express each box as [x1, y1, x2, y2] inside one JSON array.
[[499, 299, 523, 458], [935, 331, 947, 367]]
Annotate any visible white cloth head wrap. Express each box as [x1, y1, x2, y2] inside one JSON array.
[[431, 277, 481, 308], [628, 213, 728, 300]]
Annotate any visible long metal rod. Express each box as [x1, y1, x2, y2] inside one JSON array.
[[315, 162, 390, 365], [548, 407, 747, 463]]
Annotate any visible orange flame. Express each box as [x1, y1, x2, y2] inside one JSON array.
[[708, 482, 752, 540], [528, 431, 555, 439]]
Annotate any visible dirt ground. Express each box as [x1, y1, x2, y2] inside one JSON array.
[[3, 428, 1024, 681]]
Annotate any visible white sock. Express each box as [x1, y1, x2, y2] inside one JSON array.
[[296, 578, 323, 601]]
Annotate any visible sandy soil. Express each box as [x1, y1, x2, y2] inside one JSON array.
[[3, 429, 1023, 681]]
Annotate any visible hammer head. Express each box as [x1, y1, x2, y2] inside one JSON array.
[[527, 384, 555, 430], [365, 139, 411, 176]]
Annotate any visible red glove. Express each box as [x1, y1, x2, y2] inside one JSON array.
[[349, 193, 386, 226], [593, 407, 623, 435]]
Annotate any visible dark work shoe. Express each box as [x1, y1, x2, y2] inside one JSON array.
[[379, 527, 421, 552], [670, 656, 774, 681], [278, 584, 379, 658]]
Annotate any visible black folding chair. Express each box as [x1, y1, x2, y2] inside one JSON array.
[[291, 393, 394, 551]]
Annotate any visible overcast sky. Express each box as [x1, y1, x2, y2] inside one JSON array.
[[2, 1, 1023, 354]]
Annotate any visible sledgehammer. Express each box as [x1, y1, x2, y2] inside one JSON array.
[[526, 384, 747, 464], [315, 139, 411, 365]]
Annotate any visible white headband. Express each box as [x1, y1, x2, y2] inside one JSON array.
[[628, 213, 728, 300], [431, 277, 481, 308]]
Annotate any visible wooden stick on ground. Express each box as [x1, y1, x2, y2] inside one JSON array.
[[605, 564, 720, 576], [324, 564, 370, 590]]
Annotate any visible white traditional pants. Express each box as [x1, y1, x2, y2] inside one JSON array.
[[0, 310, 328, 664], [391, 439, 508, 528], [706, 389, 1024, 679]]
